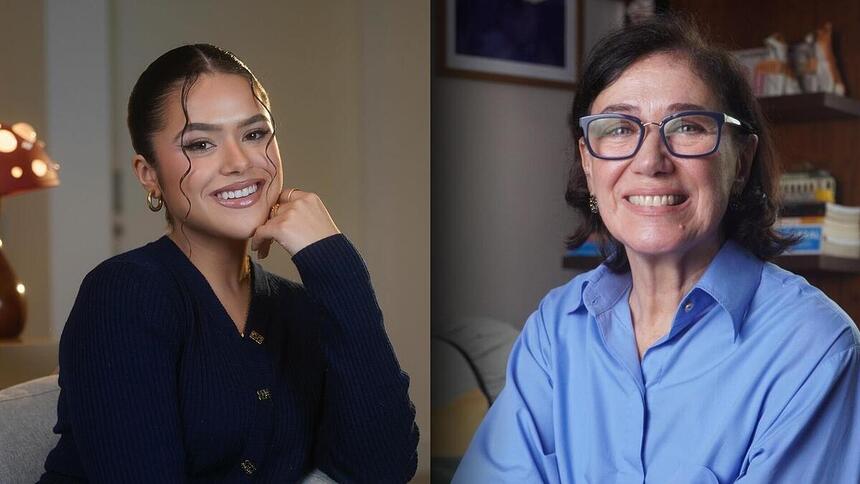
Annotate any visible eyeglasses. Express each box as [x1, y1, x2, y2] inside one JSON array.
[[578, 111, 755, 160]]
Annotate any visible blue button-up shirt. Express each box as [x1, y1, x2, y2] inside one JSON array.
[[454, 241, 860, 483]]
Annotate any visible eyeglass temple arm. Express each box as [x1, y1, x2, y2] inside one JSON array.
[[724, 113, 756, 133]]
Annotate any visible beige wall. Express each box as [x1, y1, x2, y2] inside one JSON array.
[[4, 0, 429, 476], [431, 0, 624, 328], [360, 0, 431, 475]]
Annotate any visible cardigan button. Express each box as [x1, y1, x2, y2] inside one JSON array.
[[240, 459, 257, 475], [249, 330, 265, 344], [257, 388, 272, 401]]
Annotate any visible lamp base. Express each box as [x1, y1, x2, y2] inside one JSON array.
[[0, 247, 26, 339]]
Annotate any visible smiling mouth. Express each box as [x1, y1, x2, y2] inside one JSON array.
[[215, 182, 261, 200], [626, 194, 687, 207]]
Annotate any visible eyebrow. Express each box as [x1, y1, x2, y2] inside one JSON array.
[[599, 102, 709, 116], [173, 113, 270, 143]]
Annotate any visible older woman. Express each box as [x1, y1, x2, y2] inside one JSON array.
[[454, 16, 860, 484]]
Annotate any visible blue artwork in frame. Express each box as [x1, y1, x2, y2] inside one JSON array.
[[442, 0, 581, 89]]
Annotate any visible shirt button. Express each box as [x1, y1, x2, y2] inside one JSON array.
[[249, 330, 265, 345], [256, 388, 272, 401], [240, 459, 257, 475], [684, 301, 694, 312]]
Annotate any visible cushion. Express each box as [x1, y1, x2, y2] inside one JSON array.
[[0, 375, 61, 483], [433, 317, 519, 403]]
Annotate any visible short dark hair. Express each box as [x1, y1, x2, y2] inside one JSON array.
[[565, 14, 794, 272], [127, 44, 276, 227]]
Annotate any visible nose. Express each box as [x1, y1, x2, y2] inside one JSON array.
[[630, 124, 674, 177], [220, 137, 253, 174]]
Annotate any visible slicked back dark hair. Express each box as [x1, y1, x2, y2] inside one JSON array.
[[127, 44, 277, 228], [566, 14, 794, 272]]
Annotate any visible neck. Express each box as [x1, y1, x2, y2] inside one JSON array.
[[626, 237, 723, 332], [167, 230, 250, 293]]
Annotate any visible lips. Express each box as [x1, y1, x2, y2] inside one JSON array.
[[211, 180, 265, 208], [216, 182, 259, 200], [626, 194, 687, 207]]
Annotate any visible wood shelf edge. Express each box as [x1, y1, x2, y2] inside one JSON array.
[[0, 338, 59, 348], [759, 93, 860, 122]]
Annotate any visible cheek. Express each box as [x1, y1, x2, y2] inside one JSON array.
[[155, 153, 198, 199], [591, 166, 624, 200], [694, 170, 733, 220]]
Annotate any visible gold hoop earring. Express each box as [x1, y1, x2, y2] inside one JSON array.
[[147, 191, 163, 212]]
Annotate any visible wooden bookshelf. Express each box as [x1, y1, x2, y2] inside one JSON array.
[[667, 0, 860, 322], [759, 93, 860, 123]]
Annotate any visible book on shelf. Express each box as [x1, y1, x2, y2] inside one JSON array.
[[777, 217, 823, 255], [776, 169, 836, 255], [780, 202, 826, 217], [566, 239, 600, 258], [779, 169, 835, 205], [821, 203, 860, 258]]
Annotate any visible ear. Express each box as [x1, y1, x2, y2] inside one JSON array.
[[132, 154, 161, 196], [578, 138, 593, 191], [735, 133, 758, 185]]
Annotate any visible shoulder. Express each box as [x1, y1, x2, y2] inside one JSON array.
[[87, 242, 166, 278], [524, 265, 606, 335], [748, 261, 859, 357], [539, 265, 607, 316], [71, 240, 189, 324], [78, 242, 179, 299], [62, 242, 188, 347]]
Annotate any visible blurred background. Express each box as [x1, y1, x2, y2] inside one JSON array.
[[0, 0, 429, 481], [430, 1, 626, 479]]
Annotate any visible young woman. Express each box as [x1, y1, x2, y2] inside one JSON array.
[[39, 44, 418, 483]]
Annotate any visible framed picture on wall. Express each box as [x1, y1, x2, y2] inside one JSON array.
[[439, 0, 583, 90]]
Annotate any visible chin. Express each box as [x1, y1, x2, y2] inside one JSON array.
[[620, 234, 687, 258], [195, 221, 260, 243]]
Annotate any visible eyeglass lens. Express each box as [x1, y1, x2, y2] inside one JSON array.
[[587, 114, 720, 158]]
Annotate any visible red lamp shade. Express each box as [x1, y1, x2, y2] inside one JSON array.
[[0, 121, 60, 339], [0, 122, 60, 196]]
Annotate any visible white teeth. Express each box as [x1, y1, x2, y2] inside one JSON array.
[[628, 195, 683, 207], [217, 183, 258, 200]]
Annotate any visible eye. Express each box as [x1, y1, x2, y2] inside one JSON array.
[[677, 122, 707, 134], [182, 139, 215, 152], [666, 115, 715, 136], [609, 125, 634, 136], [244, 128, 271, 142], [596, 119, 637, 137]]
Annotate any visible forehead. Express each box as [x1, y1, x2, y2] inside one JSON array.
[[162, 73, 267, 126], [590, 53, 718, 115]]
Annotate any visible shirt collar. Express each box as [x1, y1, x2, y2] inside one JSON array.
[[568, 264, 630, 316], [567, 239, 763, 337], [693, 239, 763, 337]]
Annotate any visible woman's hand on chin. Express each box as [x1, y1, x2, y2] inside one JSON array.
[[251, 188, 340, 258]]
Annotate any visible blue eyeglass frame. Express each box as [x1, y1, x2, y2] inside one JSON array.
[[578, 110, 756, 161]]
